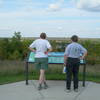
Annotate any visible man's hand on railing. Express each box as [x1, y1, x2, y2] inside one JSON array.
[[63, 62, 66, 66], [44, 51, 48, 55]]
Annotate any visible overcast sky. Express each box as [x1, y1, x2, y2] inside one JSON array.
[[0, 0, 100, 38]]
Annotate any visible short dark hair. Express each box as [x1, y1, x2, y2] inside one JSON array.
[[71, 35, 78, 42], [40, 32, 46, 39]]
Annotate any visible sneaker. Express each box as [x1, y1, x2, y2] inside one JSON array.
[[74, 89, 78, 92], [38, 84, 42, 90], [66, 89, 71, 93], [44, 82, 48, 89]]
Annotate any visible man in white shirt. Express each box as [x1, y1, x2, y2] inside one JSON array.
[[29, 33, 52, 90]]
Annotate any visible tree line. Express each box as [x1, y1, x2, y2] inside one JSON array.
[[0, 32, 100, 65]]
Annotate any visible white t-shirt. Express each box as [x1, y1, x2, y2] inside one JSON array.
[[29, 39, 51, 58]]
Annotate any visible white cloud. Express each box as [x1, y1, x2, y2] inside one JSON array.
[[0, 28, 13, 37], [96, 27, 100, 30], [76, 0, 100, 12], [0, 6, 100, 23], [57, 26, 63, 30], [48, 4, 61, 11], [48, 0, 64, 11]]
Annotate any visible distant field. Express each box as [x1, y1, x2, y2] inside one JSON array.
[[21, 37, 100, 41], [1, 36, 100, 40], [1, 37, 99, 41]]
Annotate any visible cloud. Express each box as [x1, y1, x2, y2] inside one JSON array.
[[48, 0, 64, 11], [76, 0, 100, 12], [57, 26, 63, 30], [0, 18, 100, 38], [96, 27, 100, 30], [0, 28, 13, 37], [48, 4, 61, 11]]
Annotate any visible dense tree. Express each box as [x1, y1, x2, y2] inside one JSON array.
[[0, 38, 10, 60]]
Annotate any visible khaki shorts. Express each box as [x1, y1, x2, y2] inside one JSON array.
[[35, 58, 48, 70]]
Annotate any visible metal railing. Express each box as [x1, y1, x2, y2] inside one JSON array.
[[25, 52, 86, 87]]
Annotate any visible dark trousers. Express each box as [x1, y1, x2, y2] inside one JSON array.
[[66, 57, 80, 90]]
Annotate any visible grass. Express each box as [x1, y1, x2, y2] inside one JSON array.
[[0, 60, 100, 85], [0, 73, 100, 85], [0, 74, 25, 85]]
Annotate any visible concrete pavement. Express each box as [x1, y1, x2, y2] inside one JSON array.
[[0, 80, 100, 100]]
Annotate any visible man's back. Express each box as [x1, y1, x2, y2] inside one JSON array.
[[65, 42, 87, 58], [29, 39, 51, 58]]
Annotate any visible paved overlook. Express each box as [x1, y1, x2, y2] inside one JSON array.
[[0, 80, 100, 100]]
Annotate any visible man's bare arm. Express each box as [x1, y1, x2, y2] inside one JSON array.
[[64, 55, 68, 65], [28, 47, 36, 52], [81, 51, 87, 59]]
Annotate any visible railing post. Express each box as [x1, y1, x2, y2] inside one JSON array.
[[25, 61, 28, 85], [83, 64, 86, 87]]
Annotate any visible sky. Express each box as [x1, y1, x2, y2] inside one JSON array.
[[0, 0, 100, 38]]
